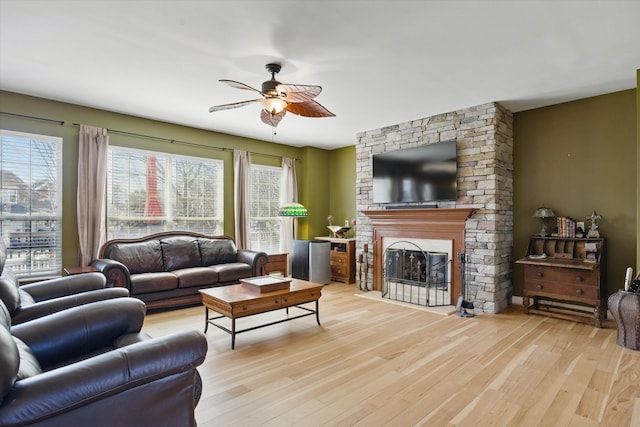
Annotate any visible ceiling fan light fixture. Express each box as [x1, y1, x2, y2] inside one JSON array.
[[262, 97, 287, 115]]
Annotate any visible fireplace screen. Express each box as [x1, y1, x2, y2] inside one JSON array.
[[382, 241, 450, 307]]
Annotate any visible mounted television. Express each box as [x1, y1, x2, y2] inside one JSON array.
[[372, 140, 457, 204]]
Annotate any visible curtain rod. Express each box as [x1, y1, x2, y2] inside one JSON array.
[[1, 111, 64, 126], [1, 111, 297, 160], [71, 123, 298, 161], [72, 123, 227, 152]]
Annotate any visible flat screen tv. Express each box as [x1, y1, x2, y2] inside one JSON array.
[[372, 140, 457, 204]]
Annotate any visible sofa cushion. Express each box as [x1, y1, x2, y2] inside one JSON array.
[[173, 267, 218, 289], [0, 301, 10, 329], [209, 263, 252, 283], [129, 272, 178, 295], [160, 237, 201, 272], [17, 289, 35, 307], [0, 327, 18, 398], [199, 239, 237, 266], [107, 240, 165, 274], [0, 239, 6, 274], [13, 336, 42, 380], [0, 270, 20, 315]]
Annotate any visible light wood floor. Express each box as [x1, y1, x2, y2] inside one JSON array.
[[142, 283, 640, 427]]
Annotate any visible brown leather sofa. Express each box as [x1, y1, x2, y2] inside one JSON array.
[[90, 231, 268, 310], [0, 297, 208, 427], [0, 240, 129, 325]]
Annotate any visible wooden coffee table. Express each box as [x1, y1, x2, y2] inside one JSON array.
[[199, 278, 323, 349]]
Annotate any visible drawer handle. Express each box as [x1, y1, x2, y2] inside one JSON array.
[[536, 284, 543, 290], [536, 272, 543, 278], [242, 306, 248, 311], [283, 298, 289, 303], [575, 276, 583, 282], [576, 289, 583, 295]]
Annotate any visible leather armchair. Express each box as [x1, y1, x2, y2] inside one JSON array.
[[0, 298, 208, 427], [0, 240, 129, 325]]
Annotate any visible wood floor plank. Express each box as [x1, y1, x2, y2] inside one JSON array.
[[141, 283, 640, 426]]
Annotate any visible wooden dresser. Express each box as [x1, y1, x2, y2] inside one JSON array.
[[315, 237, 355, 284], [516, 236, 606, 327]]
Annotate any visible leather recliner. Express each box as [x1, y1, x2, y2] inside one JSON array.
[[0, 298, 208, 427], [0, 239, 129, 325]]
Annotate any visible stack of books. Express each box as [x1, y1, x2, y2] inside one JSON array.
[[556, 217, 576, 237]]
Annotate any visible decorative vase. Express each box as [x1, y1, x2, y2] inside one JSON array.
[[608, 290, 640, 350]]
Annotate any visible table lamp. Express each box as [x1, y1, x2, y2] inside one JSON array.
[[533, 206, 555, 236]]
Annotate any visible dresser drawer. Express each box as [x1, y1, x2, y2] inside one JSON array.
[[281, 289, 322, 306], [331, 252, 348, 264], [330, 264, 347, 276], [232, 297, 282, 317], [524, 265, 598, 287], [524, 279, 599, 300]]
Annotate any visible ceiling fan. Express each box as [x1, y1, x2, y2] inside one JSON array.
[[208, 63, 335, 128]]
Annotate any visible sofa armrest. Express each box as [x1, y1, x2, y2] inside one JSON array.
[[11, 298, 146, 369], [11, 287, 130, 326], [20, 272, 106, 301], [0, 330, 207, 427], [237, 250, 268, 276], [114, 331, 153, 348], [90, 258, 131, 289]]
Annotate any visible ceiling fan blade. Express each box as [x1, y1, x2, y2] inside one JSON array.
[[220, 79, 263, 94], [285, 100, 335, 117], [208, 99, 262, 112], [277, 84, 322, 103], [261, 109, 286, 127]]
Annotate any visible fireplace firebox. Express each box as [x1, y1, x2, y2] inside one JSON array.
[[383, 242, 450, 307]]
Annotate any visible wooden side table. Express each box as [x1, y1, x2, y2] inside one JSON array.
[[314, 237, 355, 284], [261, 253, 288, 277]]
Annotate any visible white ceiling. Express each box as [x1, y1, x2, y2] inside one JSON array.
[[1, 1, 639, 150]]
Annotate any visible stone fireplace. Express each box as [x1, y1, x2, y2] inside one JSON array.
[[356, 102, 513, 313]]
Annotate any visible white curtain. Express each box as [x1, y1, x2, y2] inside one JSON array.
[[280, 157, 298, 254], [77, 125, 108, 265], [233, 150, 252, 249]]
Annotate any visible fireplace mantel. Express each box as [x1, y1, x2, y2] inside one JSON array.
[[363, 208, 476, 226], [363, 208, 475, 299]]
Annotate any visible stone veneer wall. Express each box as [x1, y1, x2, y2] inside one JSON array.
[[355, 102, 514, 313]]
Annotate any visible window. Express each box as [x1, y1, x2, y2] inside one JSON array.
[[249, 164, 281, 253], [107, 147, 223, 239], [0, 130, 62, 279]]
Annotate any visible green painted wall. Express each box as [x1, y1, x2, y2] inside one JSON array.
[[298, 146, 331, 240], [513, 89, 637, 298], [0, 90, 331, 270], [328, 145, 356, 237]]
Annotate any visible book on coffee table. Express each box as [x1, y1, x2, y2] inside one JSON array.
[[240, 276, 291, 293]]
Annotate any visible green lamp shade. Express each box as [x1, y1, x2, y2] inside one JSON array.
[[278, 202, 308, 217]]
